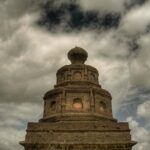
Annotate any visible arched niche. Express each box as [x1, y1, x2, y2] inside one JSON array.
[[72, 98, 83, 110], [73, 71, 82, 80], [99, 101, 106, 112], [90, 73, 96, 81], [50, 101, 56, 111], [61, 73, 65, 81]]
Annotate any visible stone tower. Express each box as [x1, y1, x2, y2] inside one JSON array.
[[20, 47, 136, 150]]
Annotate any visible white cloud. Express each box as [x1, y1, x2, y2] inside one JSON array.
[[120, 1, 150, 36], [0, 127, 24, 150], [137, 101, 150, 119], [129, 33, 150, 88], [0, 102, 42, 150], [127, 117, 150, 150], [78, 0, 126, 13]]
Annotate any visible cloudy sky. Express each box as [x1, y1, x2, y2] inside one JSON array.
[[0, 0, 150, 149]]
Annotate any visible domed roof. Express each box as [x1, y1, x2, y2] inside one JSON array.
[[68, 47, 88, 64]]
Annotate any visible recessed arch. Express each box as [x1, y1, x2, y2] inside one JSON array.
[[90, 73, 96, 81], [99, 101, 106, 112], [73, 71, 82, 80], [50, 101, 56, 111], [72, 98, 83, 109]]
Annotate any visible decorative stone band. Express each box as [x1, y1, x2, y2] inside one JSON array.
[[56, 64, 99, 86], [43, 87, 111, 100], [20, 142, 137, 150]]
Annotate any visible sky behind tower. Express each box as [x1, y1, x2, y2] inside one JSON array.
[[0, 0, 150, 150]]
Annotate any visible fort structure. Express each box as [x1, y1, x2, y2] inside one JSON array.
[[20, 47, 136, 150]]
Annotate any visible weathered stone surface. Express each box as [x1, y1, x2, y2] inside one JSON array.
[[20, 47, 136, 150]]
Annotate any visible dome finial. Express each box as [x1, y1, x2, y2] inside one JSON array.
[[68, 47, 88, 64]]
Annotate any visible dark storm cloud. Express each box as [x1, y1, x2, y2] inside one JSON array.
[[37, 0, 121, 32], [36, 0, 148, 52]]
